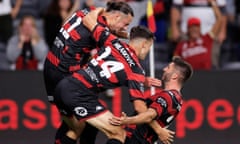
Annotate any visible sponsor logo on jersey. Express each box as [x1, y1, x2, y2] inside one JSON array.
[[157, 97, 167, 108], [85, 66, 99, 83], [182, 46, 207, 58], [54, 37, 64, 49]]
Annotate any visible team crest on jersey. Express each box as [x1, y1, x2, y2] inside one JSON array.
[[74, 107, 88, 117], [81, 9, 89, 15], [157, 97, 167, 108]]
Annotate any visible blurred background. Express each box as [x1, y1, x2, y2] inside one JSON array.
[[0, 0, 239, 144]]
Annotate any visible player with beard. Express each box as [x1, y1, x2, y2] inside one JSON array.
[[109, 56, 193, 144]]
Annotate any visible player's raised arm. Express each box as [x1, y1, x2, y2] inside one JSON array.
[[109, 109, 157, 125]]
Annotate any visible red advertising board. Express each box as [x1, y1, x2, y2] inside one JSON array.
[[0, 71, 239, 144]]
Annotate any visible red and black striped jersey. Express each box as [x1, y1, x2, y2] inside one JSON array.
[[126, 89, 183, 144], [149, 89, 183, 127], [46, 8, 107, 73], [70, 24, 146, 101]]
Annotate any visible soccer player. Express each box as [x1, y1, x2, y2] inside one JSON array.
[[44, 1, 134, 105], [109, 56, 193, 144], [43, 2, 135, 143], [52, 8, 174, 144]]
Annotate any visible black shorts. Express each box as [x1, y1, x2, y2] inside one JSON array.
[[125, 136, 141, 144], [43, 59, 70, 103], [54, 76, 107, 121], [125, 136, 154, 144]]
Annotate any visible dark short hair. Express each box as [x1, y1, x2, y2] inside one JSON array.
[[106, 1, 134, 17], [172, 56, 193, 83], [129, 26, 154, 41]]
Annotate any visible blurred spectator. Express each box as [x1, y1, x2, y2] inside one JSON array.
[[125, 0, 147, 32], [174, 0, 222, 70], [219, 0, 240, 66], [6, 15, 48, 70], [235, 0, 240, 25], [170, 0, 226, 41], [11, 0, 50, 19], [43, 0, 80, 48], [0, 0, 22, 45], [170, 0, 227, 68]]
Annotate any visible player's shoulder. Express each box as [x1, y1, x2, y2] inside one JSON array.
[[154, 89, 182, 101]]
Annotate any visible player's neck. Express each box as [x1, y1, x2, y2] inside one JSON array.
[[128, 41, 140, 56], [164, 82, 181, 93]]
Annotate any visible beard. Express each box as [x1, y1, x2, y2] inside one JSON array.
[[161, 80, 166, 89], [161, 72, 172, 89]]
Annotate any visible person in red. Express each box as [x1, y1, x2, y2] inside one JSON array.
[[109, 56, 193, 144], [174, 0, 222, 70]]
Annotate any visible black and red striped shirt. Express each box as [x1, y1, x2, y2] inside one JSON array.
[[70, 24, 146, 101], [46, 8, 108, 73], [125, 89, 183, 144]]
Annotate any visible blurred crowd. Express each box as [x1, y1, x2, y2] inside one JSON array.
[[0, 0, 240, 72]]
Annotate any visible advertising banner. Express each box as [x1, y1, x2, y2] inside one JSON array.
[[0, 71, 239, 144]]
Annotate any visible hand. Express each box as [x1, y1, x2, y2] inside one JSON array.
[[217, 31, 226, 43], [144, 77, 162, 87], [11, 8, 19, 19], [207, 0, 216, 3], [208, 0, 218, 6], [109, 112, 127, 126], [158, 128, 175, 144], [82, 7, 105, 31], [31, 28, 40, 45], [170, 27, 180, 42], [18, 34, 26, 49], [19, 34, 27, 43]]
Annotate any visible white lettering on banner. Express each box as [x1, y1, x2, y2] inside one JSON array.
[[182, 46, 207, 58]]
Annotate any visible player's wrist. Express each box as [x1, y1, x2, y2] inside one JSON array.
[[210, 0, 217, 6]]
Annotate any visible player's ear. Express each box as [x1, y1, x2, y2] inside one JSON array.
[[172, 72, 179, 80]]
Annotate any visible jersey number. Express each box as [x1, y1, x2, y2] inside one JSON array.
[[60, 13, 82, 39], [91, 47, 124, 78]]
